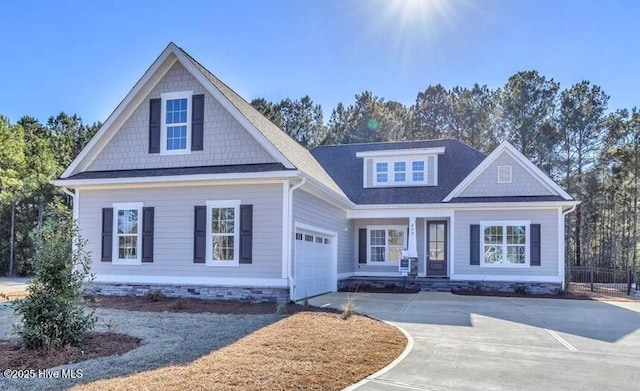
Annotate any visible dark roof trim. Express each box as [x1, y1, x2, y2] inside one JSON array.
[[63, 163, 290, 180]]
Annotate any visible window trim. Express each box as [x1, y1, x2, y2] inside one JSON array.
[[498, 165, 512, 183], [112, 202, 143, 265], [479, 220, 530, 268], [366, 225, 408, 265], [160, 91, 192, 155], [205, 200, 241, 267]]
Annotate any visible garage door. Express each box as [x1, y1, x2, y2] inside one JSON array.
[[293, 228, 336, 301]]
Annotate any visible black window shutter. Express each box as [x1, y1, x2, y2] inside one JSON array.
[[194, 206, 206, 263], [239, 205, 253, 264], [191, 94, 204, 151], [530, 224, 541, 266], [101, 208, 113, 262], [358, 228, 367, 264], [142, 207, 154, 263], [470, 224, 480, 265], [149, 98, 161, 153]]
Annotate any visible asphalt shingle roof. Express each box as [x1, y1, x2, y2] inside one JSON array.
[[311, 139, 487, 204]]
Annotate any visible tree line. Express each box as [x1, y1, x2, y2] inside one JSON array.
[[0, 114, 100, 276], [0, 69, 637, 280], [251, 70, 638, 276]]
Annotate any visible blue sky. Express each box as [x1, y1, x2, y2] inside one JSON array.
[[1, 0, 638, 124]]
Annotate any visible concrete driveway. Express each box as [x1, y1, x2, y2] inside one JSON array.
[[309, 292, 640, 391]]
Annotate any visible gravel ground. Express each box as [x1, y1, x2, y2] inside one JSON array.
[[0, 304, 282, 391]]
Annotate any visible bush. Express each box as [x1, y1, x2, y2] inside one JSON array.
[[13, 205, 97, 350]]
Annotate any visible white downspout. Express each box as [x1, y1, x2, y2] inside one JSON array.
[[287, 177, 306, 302], [561, 205, 577, 290]]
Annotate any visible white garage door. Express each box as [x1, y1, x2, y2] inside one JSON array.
[[293, 228, 336, 301]]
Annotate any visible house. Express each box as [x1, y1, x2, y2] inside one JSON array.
[[53, 43, 578, 302]]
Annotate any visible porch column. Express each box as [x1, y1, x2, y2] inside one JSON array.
[[407, 217, 418, 258]]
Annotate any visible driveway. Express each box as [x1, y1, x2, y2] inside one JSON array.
[[309, 292, 640, 391]]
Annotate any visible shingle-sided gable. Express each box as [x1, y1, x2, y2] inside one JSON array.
[[444, 141, 573, 202], [88, 61, 276, 171], [457, 151, 555, 198]]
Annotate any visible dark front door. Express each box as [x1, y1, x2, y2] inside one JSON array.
[[427, 221, 447, 277]]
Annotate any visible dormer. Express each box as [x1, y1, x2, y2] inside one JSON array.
[[356, 147, 445, 188]]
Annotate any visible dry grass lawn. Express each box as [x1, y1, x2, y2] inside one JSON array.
[[73, 312, 406, 391]]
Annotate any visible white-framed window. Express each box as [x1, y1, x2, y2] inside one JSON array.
[[480, 221, 529, 267], [367, 225, 407, 265], [112, 202, 143, 265], [160, 91, 192, 155], [206, 200, 240, 267], [498, 165, 512, 183], [376, 162, 388, 183], [372, 157, 431, 186], [412, 160, 425, 182]]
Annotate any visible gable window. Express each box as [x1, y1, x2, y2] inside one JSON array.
[[376, 162, 388, 183], [498, 165, 512, 183], [113, 202, 143, 265], [206, 200, 240, 266], [161, 91, 192, 155], [480, 221, 529, 267], [367, 226, 407, 264]]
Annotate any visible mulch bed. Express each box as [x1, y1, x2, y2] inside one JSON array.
[[88, 294, 339, 314], [452, 289, 637, 302], [0, 332, 140, 370]]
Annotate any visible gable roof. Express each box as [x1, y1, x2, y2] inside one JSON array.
[[311, 139, 487, 204], [443, 141, 573, 202], [60, 43, 346, 198]]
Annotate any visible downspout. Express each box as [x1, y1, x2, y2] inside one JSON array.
[[287, 177, 306, 302], [561, 205, 577, 290]]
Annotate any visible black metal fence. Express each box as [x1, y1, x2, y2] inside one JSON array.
[[566, 266, 636, 296]]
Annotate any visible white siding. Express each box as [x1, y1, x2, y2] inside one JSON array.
[[88, 62, 275, 171], [459, 152, 555, 197], [453, 208, 559, 278], [79, 184, 284, 280], [292, 190, 353, 275]]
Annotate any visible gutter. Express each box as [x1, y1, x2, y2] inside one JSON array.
[[286, 177, 306, 302]]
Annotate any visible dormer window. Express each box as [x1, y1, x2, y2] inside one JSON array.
[[376, 162, 388, 182], [358, 147, 445, 188]]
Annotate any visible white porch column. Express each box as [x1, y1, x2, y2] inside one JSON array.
[[407, 217, 418, 258]]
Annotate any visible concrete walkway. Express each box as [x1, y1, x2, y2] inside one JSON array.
[[309, 292, 640, 391]]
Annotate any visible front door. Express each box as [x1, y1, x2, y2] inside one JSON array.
[[426, 221, 447, 277]]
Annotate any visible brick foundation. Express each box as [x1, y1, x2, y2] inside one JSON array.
[[85, 283, 290, 303]]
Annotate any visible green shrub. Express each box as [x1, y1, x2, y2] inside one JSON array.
[[13, 205, 97, 350], [513, 284, 528, 295]]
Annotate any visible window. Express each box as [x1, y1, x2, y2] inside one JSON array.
[[376, 162, 388, 183], [367, 226, 407, 264], [161, 91, 192, 155], [394, 162, 406, 182], [206, 200, 240, 266], [481, 221, 529, 267], [112, 202, 143, 265], [373, 157, 430, 186], [295, 233, 303, 241], [498, 165, 512, 183], [412, 161, 425, 182], [315, 236, 323, 244]]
